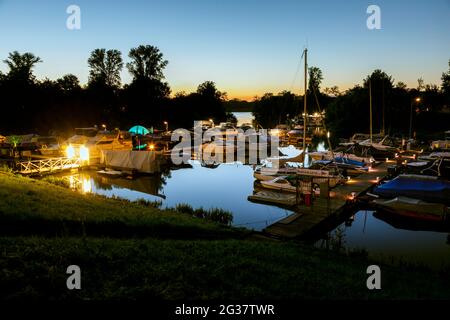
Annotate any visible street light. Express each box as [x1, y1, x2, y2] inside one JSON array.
[[101, 124, 107, 131], [163, 121, 168, 132], [409, 97, 421, 140]]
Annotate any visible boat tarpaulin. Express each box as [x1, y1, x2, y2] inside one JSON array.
[[101, 150, 160, 173], [373, 174, 450, 205]]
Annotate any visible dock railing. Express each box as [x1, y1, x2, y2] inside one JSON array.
[[15, 157, 81, 174]]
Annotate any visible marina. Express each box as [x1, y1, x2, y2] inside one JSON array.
[[1, 3, 450, 301]]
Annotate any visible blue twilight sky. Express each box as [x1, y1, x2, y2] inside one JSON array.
[[0, 0, 449, 99]]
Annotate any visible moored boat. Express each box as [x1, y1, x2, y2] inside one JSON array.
[[254, 167, 345, 187], [260, 176, 320, 194], [373, 196, 449, 222], [373, 174, 450, 206]]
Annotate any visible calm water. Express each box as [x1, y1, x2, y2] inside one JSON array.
[[320, 211, 450, 269], [60, 112, 450, 269], [69, 162, 293, 230]]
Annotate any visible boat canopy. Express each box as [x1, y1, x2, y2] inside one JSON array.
[[129, 125, 149, 135]]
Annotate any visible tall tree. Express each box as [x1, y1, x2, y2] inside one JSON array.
[[127, 45, 168, 82], [124, 45, 171, 126], [87, 49, 123, 88], [417, 77, 425, 92], [3, 51, 42, 82], [308, 66, 323, 94]]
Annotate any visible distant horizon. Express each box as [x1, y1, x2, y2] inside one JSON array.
[[1, 0, 449, 100]]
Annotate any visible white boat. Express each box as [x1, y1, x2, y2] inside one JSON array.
[[254, 167, 344, 187], [260, 176, 320, 194], [65, 128, 133, 160], [373, 196, 449, 222], [308, 150, 374, 165], [358, 135, 399, 152]]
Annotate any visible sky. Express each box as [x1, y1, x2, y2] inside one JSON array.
[[0, 0, 449, 100]]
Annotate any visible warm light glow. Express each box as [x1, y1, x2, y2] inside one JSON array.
[[376, 177, 380, 182], [82, 178, 92, 193], [327, 131, 330, 138], [149, 144, 155, 150], [66, 145, 75, 159], [347, 192, 356, 201], [79, 145, 89, 161], [385, 157, 389, 162], [415, 97, 421, 102], [69, 176, 75, 189], [163, 121, 168, 125]]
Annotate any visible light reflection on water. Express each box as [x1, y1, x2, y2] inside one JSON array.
[[318, 210, 450, 269], [69, 161, 294, 231]]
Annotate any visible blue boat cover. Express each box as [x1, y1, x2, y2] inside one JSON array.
[[373, 175, 450, 205], [334, 157, 366, 167]]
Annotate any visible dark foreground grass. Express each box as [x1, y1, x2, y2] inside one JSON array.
[[0, 172, 244, 239], [1, 237, 450, 300]]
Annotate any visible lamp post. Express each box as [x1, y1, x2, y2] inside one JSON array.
[[163, 121, 168, 132], [408, 97, 421, 140]]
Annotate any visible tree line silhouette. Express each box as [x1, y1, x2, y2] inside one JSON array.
[[1, 46, 449, 140], [252, 62, 450, 140], [0, 45, 228, 135]]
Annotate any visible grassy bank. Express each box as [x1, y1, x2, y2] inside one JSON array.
[[1, 237, 450, 300], [0, 172, 244, 239], [1, 171, 450, 300]]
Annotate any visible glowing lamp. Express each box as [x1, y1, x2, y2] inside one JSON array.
[[79, 146, 89, 161], [66, 145, 75, 159]]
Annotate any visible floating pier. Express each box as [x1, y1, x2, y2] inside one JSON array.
[[263, 161, 390, 239]]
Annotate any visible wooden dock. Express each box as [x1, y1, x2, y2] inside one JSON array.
[[263, 161, 391, 239]]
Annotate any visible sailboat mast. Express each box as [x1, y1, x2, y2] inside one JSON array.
[[369, 79, 373, 144], [303, 48, 308, 152]]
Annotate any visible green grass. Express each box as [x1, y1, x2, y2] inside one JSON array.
[[1, 237, 449, 300], [0, 172, 244, 239]]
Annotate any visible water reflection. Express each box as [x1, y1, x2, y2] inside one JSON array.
[[63, 161, 293, 231], [316, 210, 450, 270]]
